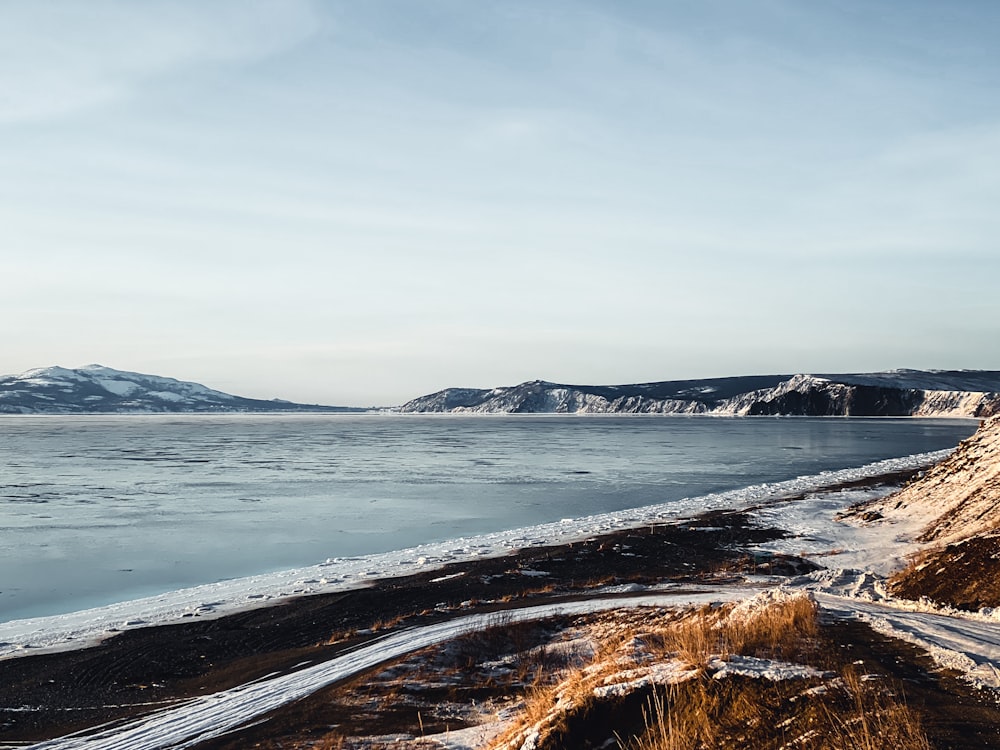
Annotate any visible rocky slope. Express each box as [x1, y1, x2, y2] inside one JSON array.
[[855, 415, 1000, 608], [0, 365, 360, 414], [864, 416, 1000, 545], [399, 370, 1000, 417]]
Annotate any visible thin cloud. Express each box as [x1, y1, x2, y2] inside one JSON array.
[[0, 0, 323, 123]]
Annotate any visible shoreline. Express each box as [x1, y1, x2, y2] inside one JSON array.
[[0, 506, 810, 744], [0, 449, 950, 661]]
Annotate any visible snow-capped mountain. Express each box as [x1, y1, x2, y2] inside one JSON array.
[[398, 370, 1000, 418], [0, 365, 360, 414]]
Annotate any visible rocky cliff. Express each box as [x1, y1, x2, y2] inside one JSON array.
[[399, 370, 1000, 417]]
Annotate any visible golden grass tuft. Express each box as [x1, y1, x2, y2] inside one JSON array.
[[490, 592, 930, 750], [651, 591, 819, 667], [623, 665, 930, 750], [322, 613, 409, 646], [815, 666, 932, 750]]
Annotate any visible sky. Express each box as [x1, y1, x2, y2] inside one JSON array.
[[3, 1, 1000, 406]]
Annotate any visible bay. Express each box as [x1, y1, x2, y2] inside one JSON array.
[[0, 414, 976, 621]]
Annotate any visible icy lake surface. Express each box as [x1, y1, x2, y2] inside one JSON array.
[[0, 414, 977, 621]]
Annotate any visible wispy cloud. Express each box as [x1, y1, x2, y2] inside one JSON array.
[[4, 1, 1000, 399], [0, 0, 323, 123]]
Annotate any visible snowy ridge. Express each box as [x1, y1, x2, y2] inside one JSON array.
[[0, 448, 952, 660], [0, 365, 359, 414], [399, 370, 1000, 417], [863, 415, 1000, 544]]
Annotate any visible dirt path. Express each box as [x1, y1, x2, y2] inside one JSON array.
[[816, 593, 1000, 689]]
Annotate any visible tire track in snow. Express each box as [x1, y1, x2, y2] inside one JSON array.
[[25, 591, 743, 750], [815, 593, 1000, 690]]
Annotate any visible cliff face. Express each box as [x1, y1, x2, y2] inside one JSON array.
[[733, 375, 919, 416], [408, 382, 713, 415], [913, 390, 1000, 418], [731, 375, 1000, 417], [399, 371, 1000, 418]]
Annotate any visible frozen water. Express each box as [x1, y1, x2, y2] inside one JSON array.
[[0, 414, 976, 622]]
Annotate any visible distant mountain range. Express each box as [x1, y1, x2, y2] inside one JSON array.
[[398, 370, 1000, 418], [6, 366, 999, 417], [0, 365, 363, 414]]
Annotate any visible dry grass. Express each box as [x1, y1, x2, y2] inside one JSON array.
[[625, 687, 727, 750], [497, 582, 560, 602], [439, 612, 560, 682], [623, 666, 930, 750], [304, 614, 578, 749], [816, 667, 931, 750], [490, 592, 930, 750], [322, 613, 410, 646], [245, 592, 938, 750], [647, 590, 819, 667], [370, 614, 406, 632]]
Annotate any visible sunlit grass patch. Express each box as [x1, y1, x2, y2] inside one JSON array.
[[489, 591, 930, 750]]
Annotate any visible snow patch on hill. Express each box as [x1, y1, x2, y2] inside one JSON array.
[[0, 365, 358, 414]]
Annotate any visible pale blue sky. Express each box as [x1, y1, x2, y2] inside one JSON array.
[[3, 1, 999, 406]]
